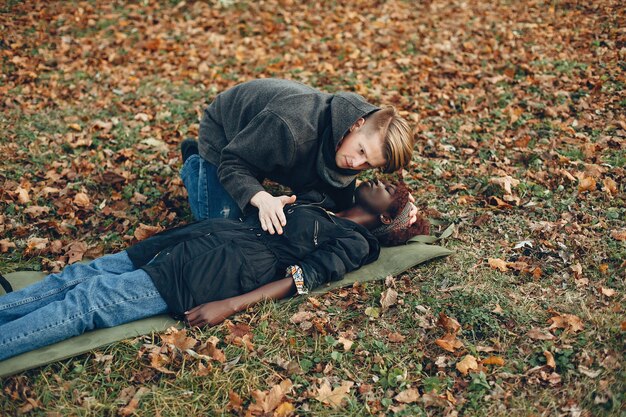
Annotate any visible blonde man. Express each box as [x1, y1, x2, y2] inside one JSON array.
[[181, 78, 415, 234]]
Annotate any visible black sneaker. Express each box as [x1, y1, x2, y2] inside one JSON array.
[[181, 138, 199, 163]]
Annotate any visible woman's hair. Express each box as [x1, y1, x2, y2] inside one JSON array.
[[370, 181, 430, 246], [366, 107, 415, 173]]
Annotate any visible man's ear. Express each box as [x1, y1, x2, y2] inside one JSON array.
[[350, 118, 365, 132], [379, 213, 393, 225]]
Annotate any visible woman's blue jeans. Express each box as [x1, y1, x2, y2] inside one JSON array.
[[0, 251, 168, 361], [180, 154, 242, 221]]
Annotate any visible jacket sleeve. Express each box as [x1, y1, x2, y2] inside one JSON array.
[[218, 109, 296, 212], [298, 231, 376, 292]]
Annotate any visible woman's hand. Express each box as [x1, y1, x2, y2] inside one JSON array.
[[185, 299, 237, 328]]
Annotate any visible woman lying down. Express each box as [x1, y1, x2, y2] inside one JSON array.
[[0, 180, 429, 361]]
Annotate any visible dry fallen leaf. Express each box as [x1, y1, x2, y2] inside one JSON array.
[[65, 241, 88, 265], [380, 288, 398, 311], [118, 387, 149, 416], [0, 239, 16, 253], [247, 379, 293, 415], [134, 223, 164, 241], [456, 355, 479, 375], [488, 258, 509, 272], [435, 333, 464, 352], [482, 356, 505, 366], [337, 336, 354, 351], [160, 328, 198, 351], [602, 177, 618, 196], [544, 351, 556, 369], [387, 332, 406, 343], [489, 175, 520, 194], [548, 312, 584, 333], [197, 336, 226, 363], [601, 287, 616, 297], [23, 205, 50, 218], [527, 327, 556, 340], [394, 388, 420, 403], [611, 229, 626, 241], [315, 379, 354, 408], [437, 313, 461, 333], [290, 311, 315, 324], [578, 176, 597, 193], [73, 192, 91, 208]]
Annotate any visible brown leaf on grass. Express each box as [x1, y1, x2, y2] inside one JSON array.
[[149, 352, 175, 375], [195, 361, 212, 376], [315, 379, 354, 409], [160, 328, 197, 352], [25, 237, 49, 254], [73, 192, 91, 208], [65, 241, 88, 264], [380, 288, 398, 311], [456, 355, 479, 375], [130, 192, 148, 204], [197, 336, 226, 363], [290, 311, 315, 324], [435, 333, 464, 352], [601, 287, 616, 297], [421, 391, 452, 408], [387, 332, 406, 343], [15, 186, 30, 204], [248, 379, 293, 415], [227, 391, 244, 413], [488, 258, 509, 272], [23, 205, 50, 218], [0, 239, 16, 253], [489, 175, 520, 194], [437, 313, 461, 333], [134, 223, 164, 241], [118, 387, 150, 416], [611, 229, 626, 241], [548, 312, 584, 333], [527, 327, 556, 340], [482, 356, 505, 366], [274, 402, 296, 417], [602, 177, 618, 197], [544, 351, 556, 369], [578, 177, 597, 193], [394, 388, 420, 403], [337, 336, 354, 351], [486, 196, 512, 209]]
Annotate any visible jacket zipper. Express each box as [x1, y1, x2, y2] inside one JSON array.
[[313, 220, 319, 246]]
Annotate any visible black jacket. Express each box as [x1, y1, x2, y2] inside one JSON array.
[[126, 200, 380, 318], [198, 78, 379, 212]]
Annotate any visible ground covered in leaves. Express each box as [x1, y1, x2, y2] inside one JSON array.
[[1, 0, 624, 415]]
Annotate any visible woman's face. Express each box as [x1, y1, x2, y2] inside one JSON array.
[[354, 180, 397, 214]]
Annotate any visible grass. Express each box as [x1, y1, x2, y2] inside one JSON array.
[[1, 0, 625, 415]]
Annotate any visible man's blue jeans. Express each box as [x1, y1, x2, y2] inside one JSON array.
[[0, 251, 168, 361], [180, 155, 242, 221]]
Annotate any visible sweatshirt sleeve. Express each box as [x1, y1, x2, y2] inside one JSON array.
[[218, 109, 296, 212], [297, 231, 377, 292]]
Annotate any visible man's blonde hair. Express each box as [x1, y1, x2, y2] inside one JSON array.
[[366, 107, 415, 173]]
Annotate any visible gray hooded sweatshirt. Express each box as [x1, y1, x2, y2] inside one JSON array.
[[198, 78, 379, 212]]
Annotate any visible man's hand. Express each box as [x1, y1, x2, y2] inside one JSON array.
[[407, 195, 418, 226], [185, 299, 237, 328], [250, 191, 297, 235]]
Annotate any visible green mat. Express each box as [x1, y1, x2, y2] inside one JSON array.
[[0, 240, 452, 377]]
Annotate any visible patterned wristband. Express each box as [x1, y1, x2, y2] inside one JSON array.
[[286, 265, 308, 295]]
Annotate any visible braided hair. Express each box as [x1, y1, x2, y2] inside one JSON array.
[[371, 182, 430, 246]]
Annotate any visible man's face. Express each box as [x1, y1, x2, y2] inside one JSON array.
[[335, 119, 386, 171], [354, 179, 397, 215]]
